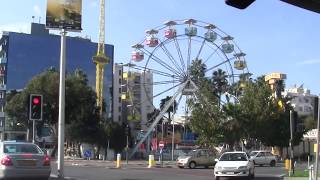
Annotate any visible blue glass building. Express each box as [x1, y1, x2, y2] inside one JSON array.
[[0, 23, 114, 132]]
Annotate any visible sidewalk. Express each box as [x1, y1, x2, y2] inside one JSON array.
[[62, 157, 177, 169]]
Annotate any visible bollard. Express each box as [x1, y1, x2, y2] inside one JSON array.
[[285, 159, 290, 170], [309, 165, 314, 180], [116, 153, 121, 168], [148, 155, 155, 168]]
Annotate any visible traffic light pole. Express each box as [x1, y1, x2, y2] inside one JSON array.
[[32, 120, 35, 143], [57, 29, 67, 179]]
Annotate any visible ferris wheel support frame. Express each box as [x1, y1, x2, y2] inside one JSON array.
[[129, 81, 188, 159]]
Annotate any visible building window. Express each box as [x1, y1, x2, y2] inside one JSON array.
[[118, 106, 121, 112], [304, 98, 309, 103], [304, 106, 312, 112], [119, 88, 121, 93], [0, 91, 3, 99], [119, 116, 121, 122], [119, 70, 122, 76], [298, 106, 303, 112], [119, 97, 121, 103]]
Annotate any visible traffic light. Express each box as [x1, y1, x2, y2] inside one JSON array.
[[29, 94, 43, 120], [225, 0, 256, 9]]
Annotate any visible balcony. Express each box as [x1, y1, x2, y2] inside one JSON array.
[[0, 57, 6, 64]]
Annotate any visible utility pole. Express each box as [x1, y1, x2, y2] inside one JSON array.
[[289, 110, 294, 175], [126, 124, 129, 164], [315, 97, 320, 180], [57, 29, 67, 179]]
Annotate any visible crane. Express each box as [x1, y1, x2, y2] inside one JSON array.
[[93, 0, 110, 116]]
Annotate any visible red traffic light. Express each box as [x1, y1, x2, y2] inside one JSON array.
[[33, 97, 40, 105], [29, 94, 43, 120]]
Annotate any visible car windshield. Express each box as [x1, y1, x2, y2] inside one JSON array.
[[219, 153, 248, 161], [250, 151, 259, 157], [4, 144, 42, 154], [187, 150, 200, 156]]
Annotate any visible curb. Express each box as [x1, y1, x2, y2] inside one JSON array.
[[50, 174, 76, 180]]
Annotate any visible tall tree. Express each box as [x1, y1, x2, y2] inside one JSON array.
[[212, 69, 229, 105], [5, 69, 101, 145], [190, 59, 206, 84], [159, 96, 177, 124]]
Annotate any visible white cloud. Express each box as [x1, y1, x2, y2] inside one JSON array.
[[297, 59, 320, 65], [0, 23, 30, 34], [33, 5, 41, 16]]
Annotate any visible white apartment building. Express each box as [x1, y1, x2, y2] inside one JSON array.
[[283, 84, 318, 129], [113, 63, 153, 131]]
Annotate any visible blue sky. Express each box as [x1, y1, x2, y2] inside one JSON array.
[[0, 0, 319, 94]]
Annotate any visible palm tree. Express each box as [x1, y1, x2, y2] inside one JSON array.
[[160, 96, 178, 138], [212, 69, 228, 105], [190, 59, 207, 84]]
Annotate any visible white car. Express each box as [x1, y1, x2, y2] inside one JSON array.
[[214, 151, 254, 180], [250, 151, 277, 167]]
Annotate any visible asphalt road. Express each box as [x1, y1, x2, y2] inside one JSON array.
[[49, 163, 287, 180]]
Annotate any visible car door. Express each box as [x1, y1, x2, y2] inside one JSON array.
[[201, 150, 211, 166], [195, 150, 206, 166], [207, 150, 217, 166], [265, 152, 274, 164], [255, 152, 266, 164]]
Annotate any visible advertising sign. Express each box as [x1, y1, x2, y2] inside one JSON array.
[[46, 0, 82, 31]]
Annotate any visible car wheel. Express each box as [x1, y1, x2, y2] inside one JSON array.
[[270, 160, 276, 167], [189, 161, 196, 169], [214, 176, 220, 180]]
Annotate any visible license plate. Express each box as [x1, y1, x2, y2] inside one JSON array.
[[17, 160, 37, 166], [226, 172, 234, 175]]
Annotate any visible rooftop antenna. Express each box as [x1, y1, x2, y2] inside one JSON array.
[[32, 16, 35, 23]]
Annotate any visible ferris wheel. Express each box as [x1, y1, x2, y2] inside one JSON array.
[[125, 19, 250, 156]]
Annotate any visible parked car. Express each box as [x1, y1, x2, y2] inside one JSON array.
[[214, 151, 255, 180], [0, 141, 51, 179], [176, 149, 218, 169], [249, 150, 277, 167]]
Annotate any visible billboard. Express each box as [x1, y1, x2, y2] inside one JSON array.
[[46, 0, 82, 31]]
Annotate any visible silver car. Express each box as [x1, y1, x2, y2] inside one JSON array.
[[176, 149, 217, 169], [0, 141, 51, 179]]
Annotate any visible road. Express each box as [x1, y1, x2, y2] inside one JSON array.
[[49, 162, 286, 180]]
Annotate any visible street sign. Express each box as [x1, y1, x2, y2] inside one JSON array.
[[84, 150, 92, 158], [159, 141, 164, 149]]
